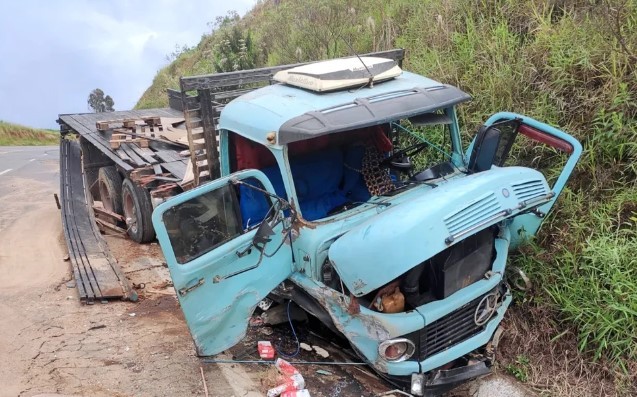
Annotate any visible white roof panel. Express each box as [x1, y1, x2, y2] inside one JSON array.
[[273, 56, 402, 92]]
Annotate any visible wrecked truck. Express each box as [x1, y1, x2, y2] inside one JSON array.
[[150, 55, 582, 395]]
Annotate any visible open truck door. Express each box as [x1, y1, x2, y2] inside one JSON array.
[[152, 169, 294, 356], [466, 112, 582, 249]]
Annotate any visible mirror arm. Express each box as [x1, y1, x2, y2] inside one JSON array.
[[230, 178, 295, 215]]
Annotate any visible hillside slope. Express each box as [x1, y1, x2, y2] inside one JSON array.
[[138, 1, 637, 395], [0, 121, 59, 146]]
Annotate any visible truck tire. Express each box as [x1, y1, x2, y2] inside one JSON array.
[[97, 166, 123, 215], [122, 178, 155, 243]]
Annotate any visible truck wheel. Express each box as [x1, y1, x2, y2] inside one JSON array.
[[98, 166, 123, 214], [122, 178, 155, 243]]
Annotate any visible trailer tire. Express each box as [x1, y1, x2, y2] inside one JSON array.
[[122, 178, 155, 243], [97, 166, 123, 215]]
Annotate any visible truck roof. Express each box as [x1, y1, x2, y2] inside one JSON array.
[[218, 71, 470, 146]]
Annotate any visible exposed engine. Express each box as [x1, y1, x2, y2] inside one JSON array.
[[322, 227, 497, 313]]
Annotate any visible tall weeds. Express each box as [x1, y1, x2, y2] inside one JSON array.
[[0, 121, 58, 146]]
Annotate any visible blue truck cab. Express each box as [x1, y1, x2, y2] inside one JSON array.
[[152, 55, 582, 396]]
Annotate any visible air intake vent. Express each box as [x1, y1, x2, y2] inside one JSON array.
[[512, 179, 547, 201], [444, 193, 502, 235]]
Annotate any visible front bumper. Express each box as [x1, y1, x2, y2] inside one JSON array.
[[411, 359, 492, 396]]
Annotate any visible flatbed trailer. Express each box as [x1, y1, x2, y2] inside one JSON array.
[[57, 49, 405, 303]]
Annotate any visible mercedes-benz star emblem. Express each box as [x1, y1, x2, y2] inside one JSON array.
[[474, 292, 500, 326]]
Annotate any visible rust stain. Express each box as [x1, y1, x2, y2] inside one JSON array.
[[290, 200, 317, 231], [347, 294, 361, 315]]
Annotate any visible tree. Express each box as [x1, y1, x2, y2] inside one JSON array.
[[87, 89, 115, 113]]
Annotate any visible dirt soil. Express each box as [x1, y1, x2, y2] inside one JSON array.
[[0, 170, 263, 396]]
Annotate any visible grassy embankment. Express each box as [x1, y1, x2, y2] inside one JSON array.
[[0, 121, 59, 146], [137, 1, 637, 395]]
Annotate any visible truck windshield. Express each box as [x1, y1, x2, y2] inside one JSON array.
[[286, 112, 456, 220]]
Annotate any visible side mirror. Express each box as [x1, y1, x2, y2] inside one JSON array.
[[253, 200, 285, 251], [468, 126, 502, 173]]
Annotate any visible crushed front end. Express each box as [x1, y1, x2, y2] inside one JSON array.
[[299, 167, 544, 395], [292, 217, 515, 396]]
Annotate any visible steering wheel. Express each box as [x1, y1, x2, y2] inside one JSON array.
[[380, 142, 430, 168]]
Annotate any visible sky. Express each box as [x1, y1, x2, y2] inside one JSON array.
[[0, 0, 255, 129]]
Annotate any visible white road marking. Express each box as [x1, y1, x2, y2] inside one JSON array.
[[0, 169, 13, 176]]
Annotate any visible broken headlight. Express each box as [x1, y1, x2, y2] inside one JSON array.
[[378, 338, 415, 362]]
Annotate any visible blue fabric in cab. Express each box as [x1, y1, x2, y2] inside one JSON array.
[[240, 148, 371, 226]]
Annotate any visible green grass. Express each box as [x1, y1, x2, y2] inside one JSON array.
[[138, 0, 637, 391], [0, 121, 59, 146]]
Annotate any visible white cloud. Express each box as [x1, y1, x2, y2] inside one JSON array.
[[0, 0, 255, 128]]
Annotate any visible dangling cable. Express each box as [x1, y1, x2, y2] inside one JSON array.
[[275, 300, 300, 359]]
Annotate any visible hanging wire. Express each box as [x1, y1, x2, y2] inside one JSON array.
[[275, 300, 300, 358]]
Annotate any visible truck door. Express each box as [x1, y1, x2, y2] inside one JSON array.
[[151, 169, 293, 356], [465, 112, 582, 248]]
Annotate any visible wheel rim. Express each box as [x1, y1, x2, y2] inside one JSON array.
[[98, 179, 114, 212], [123, 190, 138, 234]]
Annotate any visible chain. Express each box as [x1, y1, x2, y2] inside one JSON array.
[[350, 145, 395, 196]]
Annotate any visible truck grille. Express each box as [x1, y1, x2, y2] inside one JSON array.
[[512, 179, 546, 201], [444, 193, 502, 235], [411, 289, 500, 360]]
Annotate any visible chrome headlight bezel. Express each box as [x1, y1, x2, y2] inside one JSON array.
[[378, 337, 416, 362]]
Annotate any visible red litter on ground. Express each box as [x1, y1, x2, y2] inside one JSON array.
[[258, 341, 276, 359], [275, 358, 299, 376], [266, 358, 306, 397], [281, 389, 311, 397], [266, 374, 305, 397]]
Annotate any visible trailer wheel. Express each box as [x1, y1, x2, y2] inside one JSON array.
[[98, 166, 123, 215], [122, 178, 155, 243]]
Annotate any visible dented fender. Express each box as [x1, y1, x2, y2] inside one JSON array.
[[289, 273, 423, 374]]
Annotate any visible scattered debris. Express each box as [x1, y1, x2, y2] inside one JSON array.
[[316, 369, 333, 376], [146, 289, 174, 296], [258, 297, 274, 311], [258, 341, 276, 359], [312, 346, 329, 358], [376, 390, 413, 396], [260, 327, 274, 336], [62, 254, 70, 261], [65, 280, 76, 289], [88, 324, 106, 331], [507, 266, 532, 291], [154, 279, 173, 289], [281, 390, 311, 397], [299, 343, 312, 352], [199, 366, 209, 397], [267, 359, 305, 397], [54, 193, 62, 209], [129, 313, 136, 317]]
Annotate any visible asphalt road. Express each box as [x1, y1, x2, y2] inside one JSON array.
[[0, 146, 59, 189]]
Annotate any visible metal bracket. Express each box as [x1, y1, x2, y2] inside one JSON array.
[[236, 245, 252, 258]]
